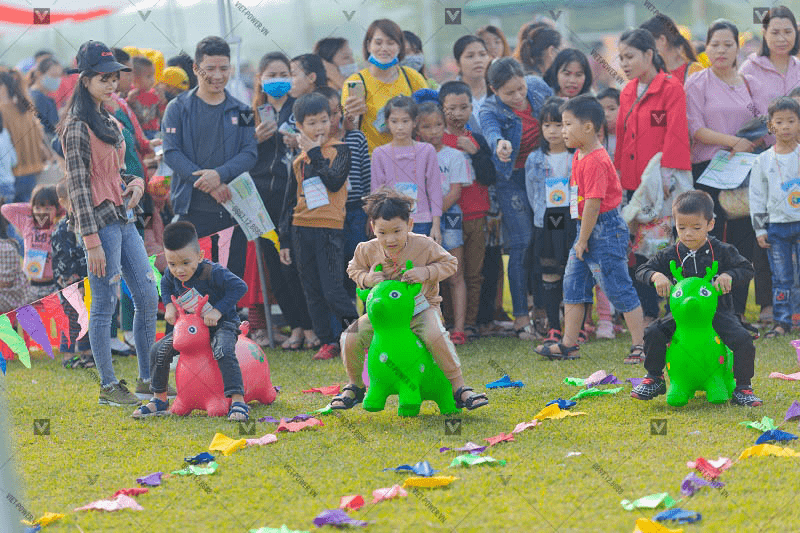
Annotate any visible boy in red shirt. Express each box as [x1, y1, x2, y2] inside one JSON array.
[[535, 94, 644, 362], [126, 56, 162, 139]]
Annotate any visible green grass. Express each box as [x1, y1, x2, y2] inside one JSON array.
[[6, 287, 800, 532]]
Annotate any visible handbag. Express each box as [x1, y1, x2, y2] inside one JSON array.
[[717, 175, 750, 219]]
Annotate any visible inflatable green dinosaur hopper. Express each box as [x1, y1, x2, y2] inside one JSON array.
[[356, 261, 460, 417], [665, 260, 735, 406]]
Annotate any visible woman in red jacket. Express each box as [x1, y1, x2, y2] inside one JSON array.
[[615, 28, 691, 323]]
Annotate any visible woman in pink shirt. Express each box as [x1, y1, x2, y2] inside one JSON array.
[[686, 19, 764, 321], [738, 6, 800, 324]]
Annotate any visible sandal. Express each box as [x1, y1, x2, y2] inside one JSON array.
[[764, 325, 787, 339], [454, 386, 489, 410], [577, 329, 589, 345], [542, 328, 562, 346], [535, 343, 580, 360], [131, 397, 170, 419], [516, 323, 540, 341], [624, 344, 645, 365], [303, 336, 321, 350], [62, 356, 81, 369], [330, 384, 366, 410], [450, 331, 467, 345], [228, 401, 250, 421], [80, 352, 96, 368]]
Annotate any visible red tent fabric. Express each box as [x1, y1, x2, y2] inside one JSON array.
[[0, 4, 116, 25]]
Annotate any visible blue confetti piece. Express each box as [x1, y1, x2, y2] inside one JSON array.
[[486, 375, 524, 389], [383, 460, 437, 477], [653, 508, 702, 524], [756, 429, 798, 445], [185, 452, 215, 464], [545, 398, 577, 409]]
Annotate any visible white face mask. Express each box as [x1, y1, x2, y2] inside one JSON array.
[[400, 54, 425, 72], [338, 62, 359, 78], [40, 75, 61, 92]]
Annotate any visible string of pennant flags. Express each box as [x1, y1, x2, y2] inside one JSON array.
[[0, 225, 280, 375]]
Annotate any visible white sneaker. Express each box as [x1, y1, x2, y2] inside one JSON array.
[[123, 331, 136, 349], [596, 320, 615, 339]]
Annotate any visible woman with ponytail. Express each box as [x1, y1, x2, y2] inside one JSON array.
[[615, 28, 691, 331], [640, 14, 697, 83], [56, 41, 157, 406]]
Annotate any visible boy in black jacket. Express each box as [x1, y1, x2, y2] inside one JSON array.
[[438, 81, 497, 337], [632, 191, 762, 406]]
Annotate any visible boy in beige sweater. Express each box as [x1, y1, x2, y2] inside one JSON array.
[[331, 187, 488, 410]]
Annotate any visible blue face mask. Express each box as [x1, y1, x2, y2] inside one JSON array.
[[368, 54, 399, 70], [262, 78, 291, 98]]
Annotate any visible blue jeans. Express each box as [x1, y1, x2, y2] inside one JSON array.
[[14, 173, 37, 202], [766, 221, 800, 327], [412, 222, 433, 236], [86, 221, 158, 387], [563, 209, 641, 313], [496, 171, 533, 317]]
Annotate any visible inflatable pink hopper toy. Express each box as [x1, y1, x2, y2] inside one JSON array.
[[169, 295, 276, 416]]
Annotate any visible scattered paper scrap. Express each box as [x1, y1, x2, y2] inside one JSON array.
[[246, 433, 278, 446], [314, 405, 334, 416], [136, 472, 163, 487], [627, 378, 645, 387], [301, 384, 341, 395], [371, 484, 408, 503], [258, 416, 280, 423], [209, 433, 247, 456], [686, 457, 731, 474], [569, 387, 623, 402], [21, 512, 64, 527], [402, 476, 458, 488], [784, 401, 800, 423], [512, 420, 541, 434], [75, 494, 143, 512], [739, 443, 800, 460], [339, 494, 365, 511], [545, 398, 576, 409], [654, 508, 701, 524], [312, 509, 369, 528], [449, 454, 506, 468], [680, 472, 724, 497], [621, 492, 677, 511], [484, 433, 514, 446], [250, 526, 310, 533], [768, 371, 800, 381], [439, 442, 487, 455], [792, 339, 800, 366], [23, 526, 41, 533], [172, 462, 219, 476], [633, 517, 684, 533], [583, 370, 608, 387], [740, 416, 778, 432], [756, 429, 798, 445], [485, 375, 524, 388], [185, 452, 215, 464], [565, 451, 582, 458], [593, 374, 622, 386], [533, 404, 561, 420], [384, 461, 436, 477], [112, 488, 148, 498], [277, 418, 323, 432]]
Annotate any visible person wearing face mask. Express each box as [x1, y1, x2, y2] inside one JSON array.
[[27, 57, 62, 140], [314, 37, 359, 92], [245, 51, 317, 351], [401, 30, 436, 88], [342, 18, 429, 153]]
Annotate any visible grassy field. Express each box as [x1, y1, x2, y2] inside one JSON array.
[[5, 290, 800, 532]]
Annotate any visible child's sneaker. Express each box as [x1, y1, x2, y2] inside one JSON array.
[[313, 343, 340, 360], [99, 380, 141, 406], [135, 378, 176, 399], [450, 331, 466, 345], [630, 376, 666, 400], [596, 320, 615, 339], [731, 388, 763, 407]]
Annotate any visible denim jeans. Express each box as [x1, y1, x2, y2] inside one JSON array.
[[13, 173, 37, 202], [496, 171, 533, 317], [150, 320, 243, 397], [766, 221, 800, 327], [563, 209, 641, 313], [412, 222, 433, 236], [86, 221, 158, 387]]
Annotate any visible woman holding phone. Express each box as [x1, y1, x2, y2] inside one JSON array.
[[341, 18, 428, 153], [246, 51, 318, 350]]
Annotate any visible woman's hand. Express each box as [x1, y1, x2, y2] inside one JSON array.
[[496, 140, 512, 162], [343, 94, 367, 118], [281, 131, 300, 151], [430, 224, 442, 245], [729, 136, 755, 156], [757, 234, 770, 249], [279, 248, 292, 265], [86, 245, 106, 277], [457, 135, 478, 155], [122, 179, 145, 210], [255, 120, 277, 143]]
